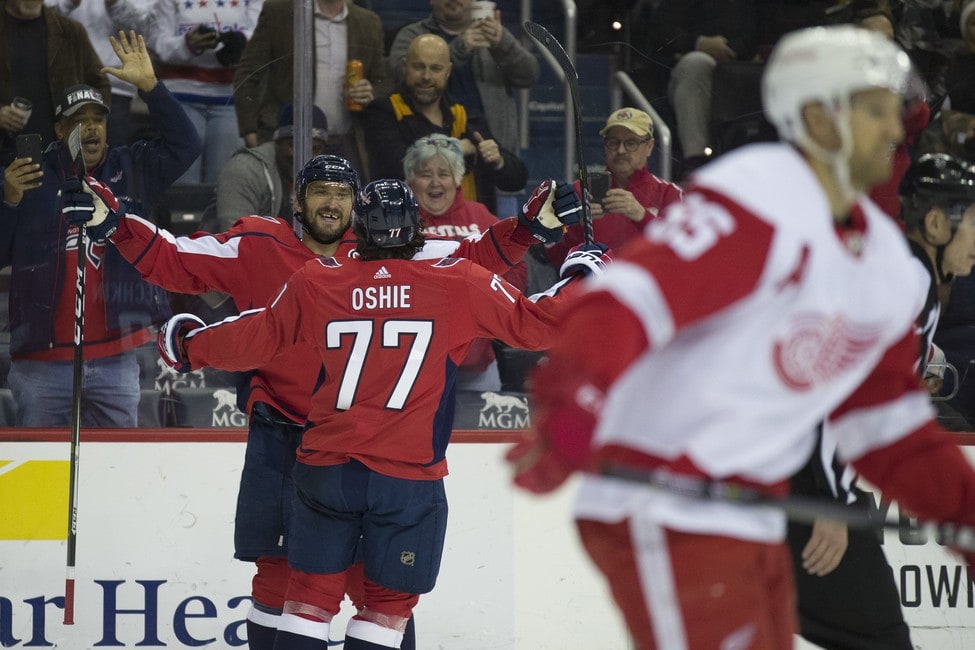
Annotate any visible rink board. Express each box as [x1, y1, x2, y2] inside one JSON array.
[[1, 434, 973, 649]]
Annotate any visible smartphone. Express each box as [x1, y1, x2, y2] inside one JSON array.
[[16, 133, 42, 165], [589, 171, 611, 203]]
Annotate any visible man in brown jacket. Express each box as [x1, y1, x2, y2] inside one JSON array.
[[0, 0, 109, 165], [232, 0, 385, 174]]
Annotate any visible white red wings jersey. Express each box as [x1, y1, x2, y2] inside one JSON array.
[[183, 256, 564, 480], [111, 213, 531, 420], [555, 143, 936, 541]]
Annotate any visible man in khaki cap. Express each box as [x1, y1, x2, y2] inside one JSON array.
[[543, 107, 683, 266]]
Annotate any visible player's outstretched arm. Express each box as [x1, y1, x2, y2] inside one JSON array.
[[157, 271, 308, 373]]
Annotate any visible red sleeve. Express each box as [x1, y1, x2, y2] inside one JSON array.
[[185, 268, 306, 371], [111, 214, 266, 296], [854, 422, 975, 527], [827, 327, 975, 527], [458, 263, 560, 352], [452, 217, 532, 276]]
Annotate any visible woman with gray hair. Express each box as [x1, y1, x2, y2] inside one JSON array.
[[403, 133, 528, 390]]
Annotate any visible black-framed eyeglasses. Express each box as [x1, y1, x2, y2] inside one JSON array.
[[604, 137, 651, 152], [417, 137, 460, 152]]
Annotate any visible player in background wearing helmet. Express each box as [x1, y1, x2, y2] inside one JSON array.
[[68, 155, 582, 649], [507, 25, 975, 648], [901, 153, 975, 379], [781, 153, 975, 650], [153, 178, 609, 649]]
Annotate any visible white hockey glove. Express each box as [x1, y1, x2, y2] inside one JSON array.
[[517, 180, 583, 243], [157, 313, 206, 373], [559, 242, 612, 279]]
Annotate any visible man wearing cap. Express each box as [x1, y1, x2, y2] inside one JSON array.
[[0, 31, 200, 428], [544, 107, 683, 267], [215, 104, 329, 231]]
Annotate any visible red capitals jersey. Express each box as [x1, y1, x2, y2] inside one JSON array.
[[111, 213, 533, 421], [183, 256, 566, 479]]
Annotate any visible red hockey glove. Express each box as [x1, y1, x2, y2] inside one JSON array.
[[506, 359, 604, 494], [559, 242, 612, 279], [518, 180, 583, 243], [506, 434, 576, 494], [81, 176, 122, 242], [158, 313, 206, 373]]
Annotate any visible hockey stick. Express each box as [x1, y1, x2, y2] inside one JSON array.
[[64, 124, 86, 625], [600, 464, 975, 552], [523, 22, 594, 246]]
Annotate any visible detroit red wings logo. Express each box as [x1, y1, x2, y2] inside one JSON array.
[[772, 313, 881, 390]]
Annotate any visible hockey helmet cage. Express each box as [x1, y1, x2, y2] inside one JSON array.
[[352, 179, 420, 248], [762, 25, 917, 145], [295, 154, 360, 203]]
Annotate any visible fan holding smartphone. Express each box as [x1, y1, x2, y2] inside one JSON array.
[[543, 107, 683, 268], [16, 133, 43, 166]]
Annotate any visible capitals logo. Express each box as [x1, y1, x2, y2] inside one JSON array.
[[772, 313, 881, 390]]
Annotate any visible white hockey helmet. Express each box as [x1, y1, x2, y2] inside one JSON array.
[[762, 25, 915, 146]]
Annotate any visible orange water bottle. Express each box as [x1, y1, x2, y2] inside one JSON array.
[[346, 59, 364, 112]]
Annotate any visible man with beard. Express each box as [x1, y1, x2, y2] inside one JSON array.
[[74, 153, 579, 649], [363, 33, 527, 215], [0, 30, 199, 427]]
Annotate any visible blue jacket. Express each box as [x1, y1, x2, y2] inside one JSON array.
[[0, 82, 202, 357]]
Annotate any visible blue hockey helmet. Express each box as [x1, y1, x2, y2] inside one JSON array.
[[295, 154, 360, 203], [352, 179, 420, 248]]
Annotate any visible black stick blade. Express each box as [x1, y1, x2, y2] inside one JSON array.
[[523, 22, 577, 81]]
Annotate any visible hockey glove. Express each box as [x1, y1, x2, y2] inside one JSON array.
[[157, 313, 206, 373], [80, 176, 122, 243], [506, 359, 602, 494], [61, 177, 95, 226], [559, 242, 612, 280], [517, 180, 583, 244]]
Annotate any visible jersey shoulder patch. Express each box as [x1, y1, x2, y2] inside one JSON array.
[[433, 257, 464, 268], [315, 256, 343, 268]]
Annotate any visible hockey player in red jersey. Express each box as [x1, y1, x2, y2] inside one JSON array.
[[67, 154, 582, 649], [508, 25, 975, 649], [154, 178, 608, 649]]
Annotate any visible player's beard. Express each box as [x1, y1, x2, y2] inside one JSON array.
[[302, 208, 351, 246]]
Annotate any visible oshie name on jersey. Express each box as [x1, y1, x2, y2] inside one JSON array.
[[351, 285, 412, 311]]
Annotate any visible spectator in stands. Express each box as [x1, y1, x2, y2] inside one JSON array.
[[46, 0, 152, 147], [403, 133, 526, 390], [147, 0, 260, 183], [365, 33, 527, 215], [215, 103, 329, 230], [544, 108, 682, 268], [945, 0, 975, 115], [0, 31, 200, 427], [388, 0, 539, 154], [232, 0, 385, 175], [647, 0, 760, 178], [0, 0, 109, 166], [894, 0, 962, 105]]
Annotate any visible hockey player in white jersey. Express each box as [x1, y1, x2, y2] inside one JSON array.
[[508, 25, 975, 649]]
